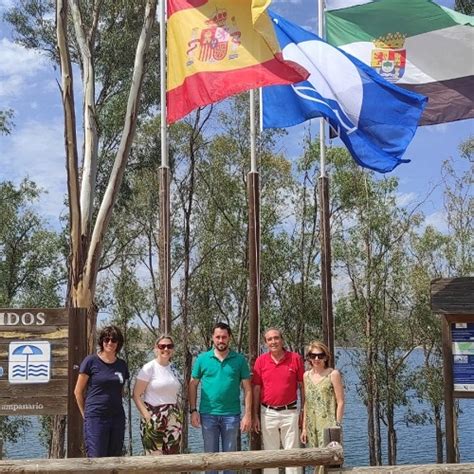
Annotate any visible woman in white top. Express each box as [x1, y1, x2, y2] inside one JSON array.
[[133, 335, 182, 455]]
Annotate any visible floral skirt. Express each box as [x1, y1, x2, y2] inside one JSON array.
[[140, 402, 183, 455]]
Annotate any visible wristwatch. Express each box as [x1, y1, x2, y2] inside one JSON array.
[[335, 421, 342, 427], [189, 408, 198, 414]]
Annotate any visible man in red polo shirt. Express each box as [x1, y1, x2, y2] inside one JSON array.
[[252, 328, 304, 474]]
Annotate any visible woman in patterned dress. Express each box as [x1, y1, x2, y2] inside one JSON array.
[[133, 335, 183, 455], [300, 341, 344, 460]]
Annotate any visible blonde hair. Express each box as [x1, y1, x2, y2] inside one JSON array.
[[155, 334, 174, 346], [307, 341, 332, 368]]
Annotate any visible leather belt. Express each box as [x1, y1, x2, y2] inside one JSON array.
[[262, 401, 297, 411]]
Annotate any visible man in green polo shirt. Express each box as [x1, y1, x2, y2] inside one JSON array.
[[189, 322, 251, 473]]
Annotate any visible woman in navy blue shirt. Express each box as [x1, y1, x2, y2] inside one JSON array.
[[74, 325, 129, 457]]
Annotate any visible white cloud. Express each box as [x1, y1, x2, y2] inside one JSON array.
[[395, 191, 417, 207], [1, 119, 67, 226], [0, 0, 15, 9], [0, 38, 49, 98], [423, 209, 448, 233]]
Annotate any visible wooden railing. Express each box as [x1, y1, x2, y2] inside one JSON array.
[[0, 446, 343, 472], [1, 444, 473, 473]]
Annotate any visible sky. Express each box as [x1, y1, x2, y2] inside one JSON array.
[[0, 0, 472, 233]]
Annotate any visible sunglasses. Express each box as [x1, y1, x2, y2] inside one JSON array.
[[157, 343, 174, 350], [308, 352, 326, 360], [104, 337, 118, 344]]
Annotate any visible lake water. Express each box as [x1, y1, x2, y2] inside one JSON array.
[[4, 349, 474, 467]]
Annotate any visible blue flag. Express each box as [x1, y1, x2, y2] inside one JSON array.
[[262, 12, 427, 173]]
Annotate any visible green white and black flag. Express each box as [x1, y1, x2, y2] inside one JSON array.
[[326, 0, 474, 125]]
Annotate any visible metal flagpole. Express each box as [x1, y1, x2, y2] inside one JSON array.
[[248, 88, 261, 459], [318, 0, 335, 360], [159, 0, 172, 333]]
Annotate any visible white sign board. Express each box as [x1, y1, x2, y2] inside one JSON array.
[[8, 341, 51, 384]]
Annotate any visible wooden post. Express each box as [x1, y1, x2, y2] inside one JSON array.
[[441, 314, 457, 463], [324, 427, 343, 468], [319, 175, 334, 359], [159, 166, 172, 334], [67, 308, 88, 458], [248, 171, 262, 460]]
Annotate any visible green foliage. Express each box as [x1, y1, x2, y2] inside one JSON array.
[[0, 179, 65, 307], [455, 0, 472, 15], [0, 109, 14, 135], [0, 417, 30, 449], [441, 140, 473, 276], [3, 1, 57, 60], [0, 179, 64, 450], [405, 137, 473, 461], [328, 152, 425, 463]]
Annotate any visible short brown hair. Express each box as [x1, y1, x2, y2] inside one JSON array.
[[98, 325, 124, 353], [213, 322, 231, 335]]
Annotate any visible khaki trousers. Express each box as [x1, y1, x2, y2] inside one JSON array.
[[260, 406, 302, 474]]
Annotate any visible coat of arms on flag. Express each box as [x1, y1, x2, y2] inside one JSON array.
[[166, 0, 308, 123], [326, 0, 474, 125], [371, 33, 406, 82], [187, 8, 242, 65]]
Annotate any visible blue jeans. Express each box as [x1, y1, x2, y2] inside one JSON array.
[[200, 413, 240, 474]]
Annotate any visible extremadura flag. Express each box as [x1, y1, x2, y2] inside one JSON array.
[[326, 0, 474, 125]]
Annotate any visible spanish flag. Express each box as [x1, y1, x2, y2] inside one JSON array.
[[167, 0, 308, 123]]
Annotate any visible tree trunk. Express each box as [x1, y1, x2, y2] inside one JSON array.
[[53, 0, 158, 459], [181, 349, 192, 453], [124, 319, 133, 457], [366, 349, 376, 465], [387, 405, 397, 465], [49, 415, 66, 458], [434, 404, 443, 463], [177, 113, 200, 451], [127, 378, 133, 455], [374, 366, 382, 465]]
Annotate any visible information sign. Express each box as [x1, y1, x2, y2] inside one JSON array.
[[0, 309, 68, 415], [452, 322, 474, 392]]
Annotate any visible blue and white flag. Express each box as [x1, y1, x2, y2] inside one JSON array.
[[262, 12, 427, 173]]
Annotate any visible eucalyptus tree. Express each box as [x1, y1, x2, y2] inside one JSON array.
[[408, 226, 450, 463], [6, 0, 160, 339], [408, 137, 473, 462], [180, 95, 302, 354], [185, 113, 251, 349], [331, 151, 423, 465], [6, 0, 159, 455], [260, 137, 323, 351]]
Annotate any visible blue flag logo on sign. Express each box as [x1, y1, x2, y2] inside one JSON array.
[[262, 12, 427, 173]]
